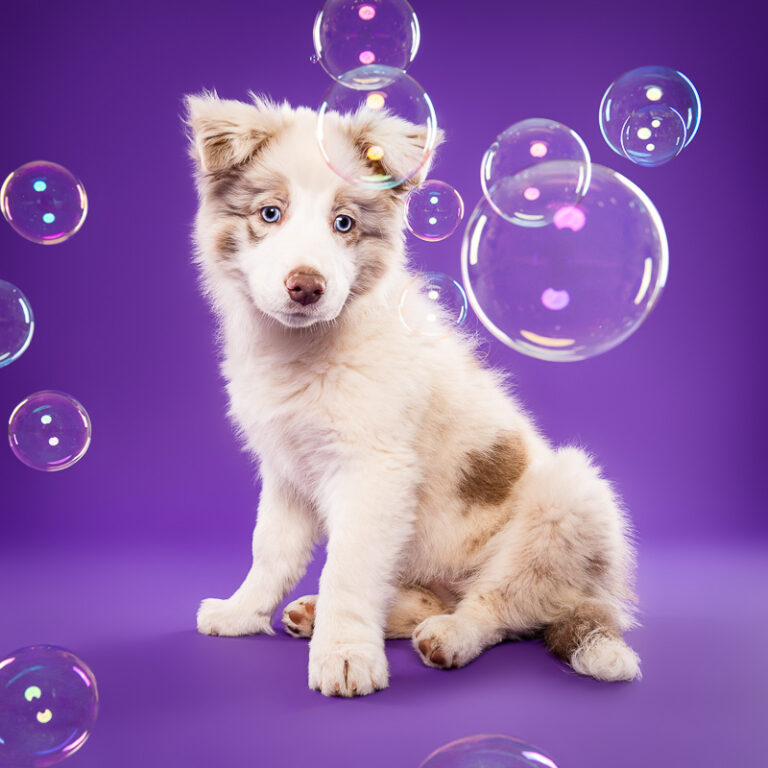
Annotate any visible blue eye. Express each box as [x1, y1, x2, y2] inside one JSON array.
[[334, 214, 354, 233], [261, 206, 282, 223]]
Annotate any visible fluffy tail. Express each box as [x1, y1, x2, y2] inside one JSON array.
[[543, 603, 641, 681]]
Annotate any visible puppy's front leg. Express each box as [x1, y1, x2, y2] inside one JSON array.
[[309, 458, 417, 696], [197, 464, 316, 637]]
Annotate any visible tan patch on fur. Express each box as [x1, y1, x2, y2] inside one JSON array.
[[543, 604, 619, 661], [458, 432, 528, 506], [385, 584, 447, 639], [215, 228, 240, 259], [353, 249, 388, 297]]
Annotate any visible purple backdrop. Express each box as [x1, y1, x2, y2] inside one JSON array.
[[1, 1, 765, 766]]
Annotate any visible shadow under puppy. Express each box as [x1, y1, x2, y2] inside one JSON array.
[[185, 92, 641, 697]]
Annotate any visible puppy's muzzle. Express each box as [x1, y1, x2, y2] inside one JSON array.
[[285, 269, 326, 306]]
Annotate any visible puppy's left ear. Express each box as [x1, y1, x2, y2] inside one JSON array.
[[185, 92, 275, 173], [350, 112, 446, 193]]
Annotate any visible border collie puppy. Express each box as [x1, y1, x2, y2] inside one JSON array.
[[185, 92, 640, 697]]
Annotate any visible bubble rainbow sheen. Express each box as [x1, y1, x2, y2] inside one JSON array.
[[313, 0, 420, 79], [0, 279, 34, 368], [419, 735, 561, 768], [1, 161, 87, 245], [8, 391, 92, 472], [0, 646, 99, 768]]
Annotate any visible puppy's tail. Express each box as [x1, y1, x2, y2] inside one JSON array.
[[543, 602, 641, 681]]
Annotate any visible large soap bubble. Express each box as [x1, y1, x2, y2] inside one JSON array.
[[313, 0, 420, 79], [1, 161, 87, 244], [419, 735, 560, 768], [0, 645, 99, 768], [318, 64, 437, 189], [481, 118, 590, 227], [8, 391, 92, 471], [0, 279, 34, 368], [462, 162, 668, 362], [600, 65, 700, 166]]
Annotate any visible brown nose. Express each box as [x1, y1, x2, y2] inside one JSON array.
[[285, 270, 326, 306]]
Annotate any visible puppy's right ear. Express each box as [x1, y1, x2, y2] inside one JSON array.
[[185, 92, 274, 173]]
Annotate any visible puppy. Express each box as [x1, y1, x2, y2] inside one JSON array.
[[185, 92, 640, 697]]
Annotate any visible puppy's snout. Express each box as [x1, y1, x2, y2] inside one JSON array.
[[285, 269, 326, 306]]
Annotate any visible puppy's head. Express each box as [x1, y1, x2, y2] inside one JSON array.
[[186, 93, 442, 329]]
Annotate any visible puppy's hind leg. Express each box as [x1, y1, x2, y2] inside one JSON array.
[[283, 584, 449, 639]]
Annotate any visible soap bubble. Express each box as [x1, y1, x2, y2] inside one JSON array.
[[318, 64, 437, 189], [620, 104, 687, 166], [399, 272, 468, 337], [313, 0, 420, 79], [8, 391, 92, 471], [420, 735, 560, 768], [0, 645, 98, 768], [462, 163, 668, 362], [600, 65, 700, 163], [0, 280, 34, 368], [481, 119, 591, 227], [405, 180, 464, 241], [1, 161, 87, 245]]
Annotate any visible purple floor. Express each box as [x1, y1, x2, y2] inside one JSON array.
[[2, 539, 765, 767]]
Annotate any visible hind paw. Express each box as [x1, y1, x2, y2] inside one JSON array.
[[412, 614, 483, 669], [282, 595, 317, 638]]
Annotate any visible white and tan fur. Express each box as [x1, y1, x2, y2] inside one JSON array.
[[185, 92, 641, 697]]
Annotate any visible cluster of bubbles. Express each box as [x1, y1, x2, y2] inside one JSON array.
[[313, 3, 696, 359], [313, 0, 465, 331], [1, 161, 92, 470], [600, 65, 701, 167], [0, 646, 99, 767], [419, 735, 560, 768]]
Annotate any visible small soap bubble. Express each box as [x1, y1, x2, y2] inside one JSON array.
[[481, 119, 591, 227], [0, 280, 34, 368], [420, 735, 560, 768], [8, 390, 92, 472], [0, 646, 98, 768], [310, 54, 320, 63], [620, 104, 687, 166], [405, 180, 464, 241], [462, 163, 668, 362], [399, 272, 468, 337], [600, 65, 700, 164], [313, 0, 420, 79], [1, 161, 87, 245], [318, 64, 437, 189]]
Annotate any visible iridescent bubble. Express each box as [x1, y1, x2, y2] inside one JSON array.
[[620, 104, 687, 166], [0, 280, 34, 368], [462, 162, 668, 362], [481, 119, 591, 227], [405, 180, 464, 241], [600, 65, 700, 162], [0, 646, 98, 768], [318, 64, 438, 189], [1, 161, 87, 245], [399, 272, 468, 337], [313, 0, 420, 79], [8, 391, 92, 471], [419, 735, 560, 768]]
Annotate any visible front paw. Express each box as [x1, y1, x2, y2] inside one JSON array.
[[196, 597, 275, 637], [308, 642, 389, 697]]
